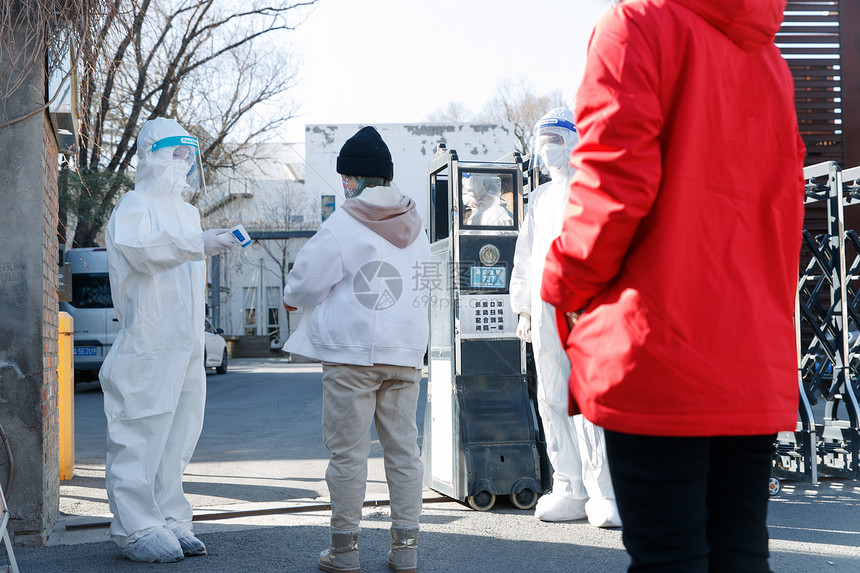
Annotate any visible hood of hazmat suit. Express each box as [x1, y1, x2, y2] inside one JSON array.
[[511, 107, 579, 407], [532, 107, 578, 184], [99, 116, 208, 419], [461, 173, 514, 226]]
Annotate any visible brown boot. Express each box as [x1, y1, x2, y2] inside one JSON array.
[[387, 526, 418, 573], [319, 530, 360, 573]]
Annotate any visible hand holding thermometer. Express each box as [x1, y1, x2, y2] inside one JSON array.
[[229, 224, 252, 248]]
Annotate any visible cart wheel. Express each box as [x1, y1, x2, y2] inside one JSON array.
[[510, 489, 538, 510], [467, 491, 496, 511], [768, 477, 780, 496]]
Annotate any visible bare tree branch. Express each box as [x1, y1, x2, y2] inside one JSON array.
[[426, 101, 474, 123], [423, 78, 567, 156], [479, 78, 567, 155], [0, 0, 120, 133], [55, 0, 316, 247]]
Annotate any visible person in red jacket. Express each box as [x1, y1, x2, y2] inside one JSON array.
[[541, 0, 805, 571]]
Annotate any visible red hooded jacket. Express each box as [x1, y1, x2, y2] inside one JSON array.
[[541, 0, 805, 437]]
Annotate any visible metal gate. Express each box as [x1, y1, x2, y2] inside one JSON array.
[[776, 161, 860, 483]]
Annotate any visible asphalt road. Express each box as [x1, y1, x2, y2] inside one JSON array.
[[9, 358, 860, 572]]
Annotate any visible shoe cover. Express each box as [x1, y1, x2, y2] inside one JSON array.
[[586, 497, 622, 528], [122, 527, 184, 563], [174, 531, 207, 556], [534, 492, 587, 522]]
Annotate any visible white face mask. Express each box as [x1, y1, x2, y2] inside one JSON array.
[[171, 160, 191, 191], [540, 143, 569, 172], [461, 186, 476, 208]]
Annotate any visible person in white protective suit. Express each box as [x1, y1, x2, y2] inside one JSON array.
[[99, 117, 236, 562], [461, 173, 514, 226], [510, 107, 621, 527]]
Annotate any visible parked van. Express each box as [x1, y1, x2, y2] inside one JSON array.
[[60, 247, 121, 383]]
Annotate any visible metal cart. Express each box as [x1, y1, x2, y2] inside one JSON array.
[[421, 145, 549, 511]]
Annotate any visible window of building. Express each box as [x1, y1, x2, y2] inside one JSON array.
[[266, 286, 280, 341], [243, 286, 257, 335], [321, 194, 335, 221]]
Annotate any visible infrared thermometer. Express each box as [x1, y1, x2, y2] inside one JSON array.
[[229, 224, 252, 248]]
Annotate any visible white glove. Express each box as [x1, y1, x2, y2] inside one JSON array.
[[202, 228, 235, 256], [516, 314, 532, 343]]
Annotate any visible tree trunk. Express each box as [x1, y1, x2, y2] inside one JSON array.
[[72, 219, 100, 247]]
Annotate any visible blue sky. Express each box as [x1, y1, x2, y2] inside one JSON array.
[[278, 0, 613, 143]]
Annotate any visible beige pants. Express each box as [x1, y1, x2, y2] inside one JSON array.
[[321, 363, 423, 532]]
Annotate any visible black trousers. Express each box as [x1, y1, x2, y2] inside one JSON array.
[[604, 431, 775, 573]]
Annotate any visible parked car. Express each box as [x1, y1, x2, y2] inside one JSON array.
[[204, 319, 228, 374], [60, 247, 120, 383]]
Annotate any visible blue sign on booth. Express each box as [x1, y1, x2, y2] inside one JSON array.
[[470, 266, 506, 288]]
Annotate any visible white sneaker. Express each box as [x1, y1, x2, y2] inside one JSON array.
[[586, 497, 622, 528], [534, 492, 587, 522]]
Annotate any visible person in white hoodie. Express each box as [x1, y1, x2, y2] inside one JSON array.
[[510, 108, 620, 528], [282, 126, 430, 573]]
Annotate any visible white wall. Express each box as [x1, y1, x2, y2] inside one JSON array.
[[304, 123, 518, 226]]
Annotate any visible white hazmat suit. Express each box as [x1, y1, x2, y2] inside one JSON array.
[[510, 108, 620, 527], [99, 117, 235, 562]]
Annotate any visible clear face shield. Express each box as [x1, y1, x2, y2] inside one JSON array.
[[150, 135, 206, 199], [530, 117, 577, 181]]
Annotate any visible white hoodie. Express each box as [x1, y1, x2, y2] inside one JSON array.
[[283, 192, 431, 368]]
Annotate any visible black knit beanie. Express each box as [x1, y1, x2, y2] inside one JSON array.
[[336, 126, 394, 180]]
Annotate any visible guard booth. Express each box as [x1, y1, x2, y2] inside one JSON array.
[[422, 144, 549, 511]]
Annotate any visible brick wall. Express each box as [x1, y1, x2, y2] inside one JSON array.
[[41, 114, 60, 520], [0, 22, 61, 543]]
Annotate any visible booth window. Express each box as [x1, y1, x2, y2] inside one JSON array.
[[460, 172, 516, 228]]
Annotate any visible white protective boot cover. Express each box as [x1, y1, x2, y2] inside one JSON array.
[[122, 527, 183, 563], [534, 490, 588, 522], [168, 522, 207, 556], [585, 495, 623, 528]]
